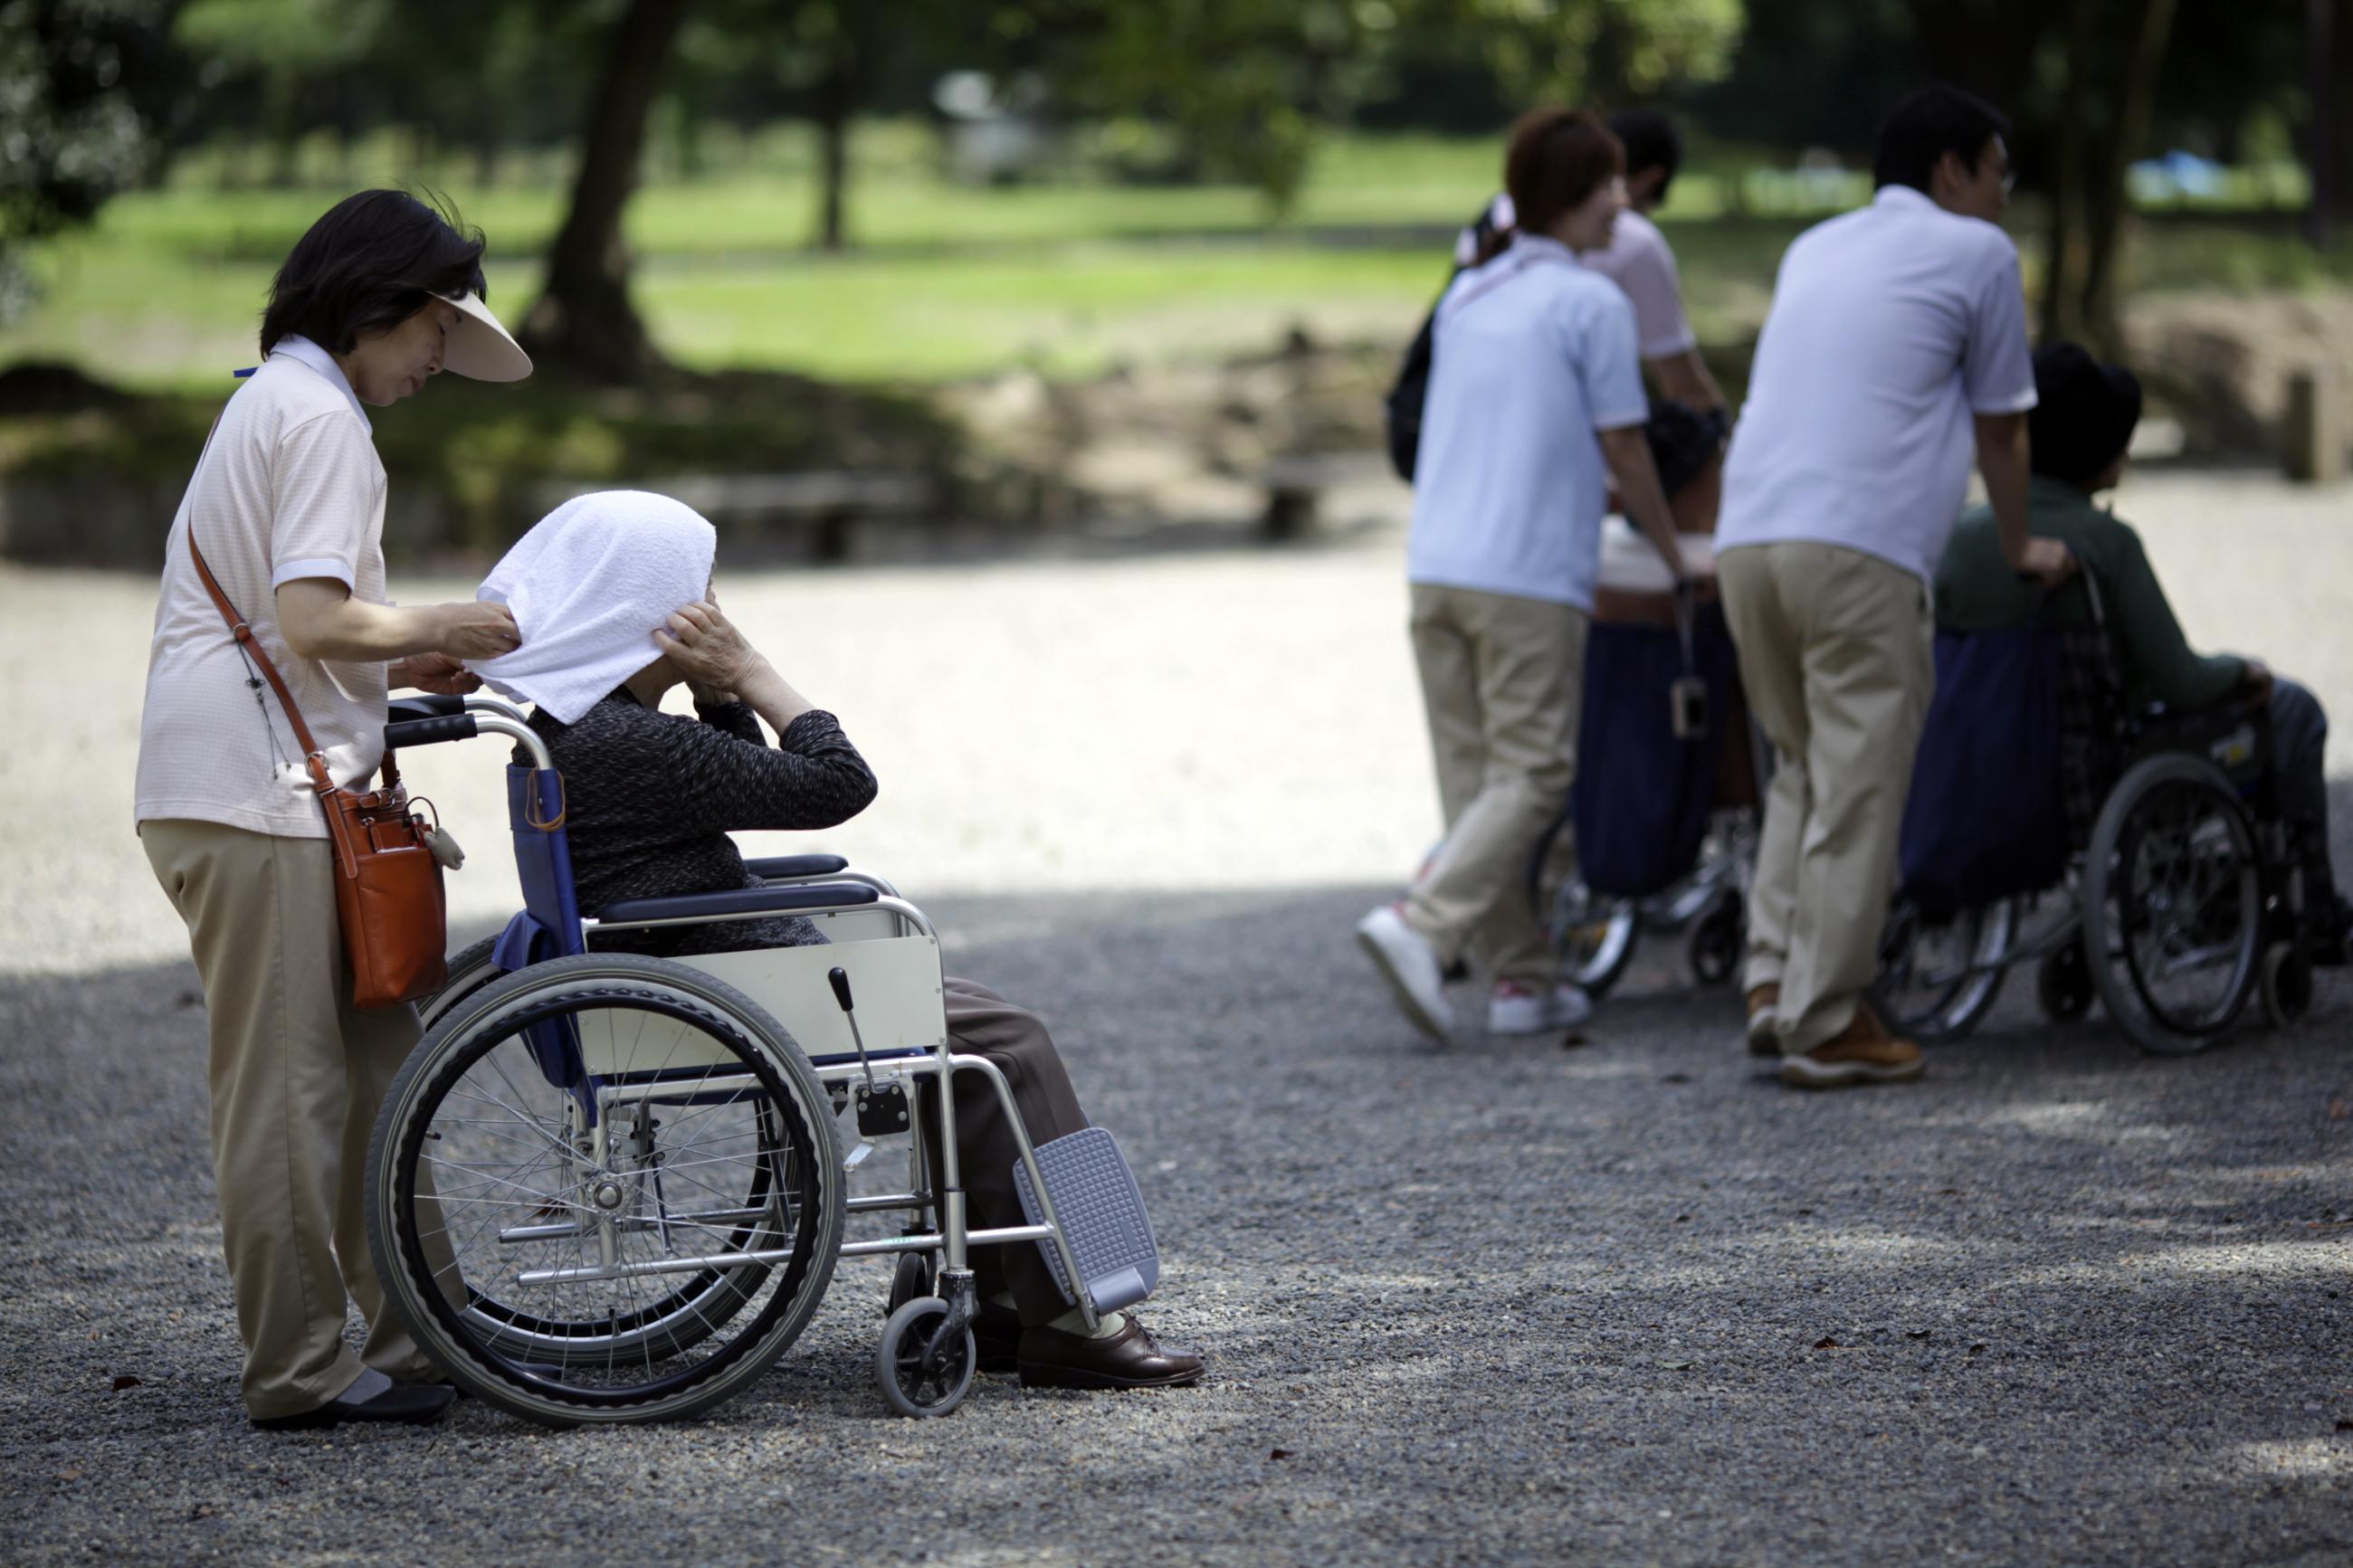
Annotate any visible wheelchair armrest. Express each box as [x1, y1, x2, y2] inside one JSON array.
[[594, 880, 881, 927], [746, 853, 850, 881]]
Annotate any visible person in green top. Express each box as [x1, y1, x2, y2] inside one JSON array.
[[1937, 341, 2348, 962]]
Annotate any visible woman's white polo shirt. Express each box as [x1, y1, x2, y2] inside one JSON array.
[[135, 340, 394, 839], [1406, 233, 1650, 612]]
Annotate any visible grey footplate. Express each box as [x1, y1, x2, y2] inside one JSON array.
[[1011, 1127, 1160, 1315]]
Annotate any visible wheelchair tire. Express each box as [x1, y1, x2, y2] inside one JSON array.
[[416, 936, 504, 1028], [1874, 898, 2015, 1042], [877, 1296, 976, 1419], [886, 1250, 934, 1317], [2035, 941, 2096, 1023], [1686, 888, 1743, 987], [2083, 753, 2263, 1056], [1548, 889, 1639, 999], [2261, 941, 2313, 1030], [366, 953, 843, 1426]]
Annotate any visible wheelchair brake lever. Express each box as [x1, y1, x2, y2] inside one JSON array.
[[832, 965, 912, 1140]]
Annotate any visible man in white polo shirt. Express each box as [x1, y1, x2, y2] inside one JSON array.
[[1715, 84, 2072, 1088]]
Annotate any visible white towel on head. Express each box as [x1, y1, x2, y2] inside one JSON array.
[[467, 489, 719, 724]]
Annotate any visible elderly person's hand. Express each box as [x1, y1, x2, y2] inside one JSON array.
[[656, 600, 761, 697]]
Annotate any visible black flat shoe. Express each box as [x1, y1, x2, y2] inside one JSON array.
[[1017, 1316, 1205, 1391], [252, 1380, 457, 1431]]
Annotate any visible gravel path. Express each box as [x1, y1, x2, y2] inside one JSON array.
[[2, 469, 2350, 1563]]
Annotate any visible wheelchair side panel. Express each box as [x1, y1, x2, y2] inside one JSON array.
[[652, 934, 949, 1071]]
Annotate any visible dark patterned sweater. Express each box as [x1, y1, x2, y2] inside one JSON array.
[[527, 688, 878, 956]]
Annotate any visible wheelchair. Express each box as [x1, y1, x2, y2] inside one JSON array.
[[1540, 537, 1763, 997], [1876, 575, 2324, 1055], [361, 693, 1156, 1426]]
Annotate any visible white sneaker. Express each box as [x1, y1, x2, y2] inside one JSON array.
[[1487, 979, 1596, 1036], [1354, 904, 1455, 1042]]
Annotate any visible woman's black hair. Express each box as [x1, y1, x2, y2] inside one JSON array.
[[259, 190, 489, 357], [1607, 109, 1682, 202], [1872, 84, 2009, 194]]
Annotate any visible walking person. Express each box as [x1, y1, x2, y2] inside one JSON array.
[[1358, 109, 1695, 1043], [1716, 87, 2072, 1088], [1452, 108, 1728, 527], [136, 191, 532, 1428]]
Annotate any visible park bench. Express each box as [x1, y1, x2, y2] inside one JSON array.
[[534, 470, 938, 563], [1258, 451, 1394, 540]]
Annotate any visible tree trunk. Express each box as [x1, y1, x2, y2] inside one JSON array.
[[814, 39, 855, 252], [519, 0, 692, 385], [2039, 0, 2098, 344], [2080, 0, 2178, 349]]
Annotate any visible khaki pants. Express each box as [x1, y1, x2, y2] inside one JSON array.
[[141, 819, 440, 1420], [1405, 583, 1589, 987], [1717, 543, 1935, 1052]]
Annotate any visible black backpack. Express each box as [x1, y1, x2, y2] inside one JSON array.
[[1386, 197, 1510, 483]]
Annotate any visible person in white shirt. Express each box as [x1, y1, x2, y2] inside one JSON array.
[[1358, 108, 1694, 1044], [1712, 86, 2073, 1088], [1454, 109, 1728, 527], [136, 191, 531, 1429]]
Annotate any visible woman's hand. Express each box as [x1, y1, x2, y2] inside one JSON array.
[[431, 601, 523, 661], [655, 601, 761, 692], [390, 652, 481, 695]]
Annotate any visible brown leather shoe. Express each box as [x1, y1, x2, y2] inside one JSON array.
[[1017, 1316, 1205, 1391], [1780, 1001, 1923, 1088], [1745, 983, 1781, 1056]]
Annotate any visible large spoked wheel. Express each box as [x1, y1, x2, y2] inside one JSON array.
[[1874, 898, 2015, 1042], [877, 1297, 976, 1419], [366, 954, 843, 1425], [2083, 754, 2263, 1056], [413, 938, 786, 1368]]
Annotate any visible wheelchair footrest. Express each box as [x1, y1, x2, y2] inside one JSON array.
[[1011, 1128, 1160, 1316]]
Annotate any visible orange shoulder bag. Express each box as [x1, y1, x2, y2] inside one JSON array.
[[186, 535, 449, 1008]]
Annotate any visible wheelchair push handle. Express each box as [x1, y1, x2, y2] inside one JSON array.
[[385, 712, 479, 749]]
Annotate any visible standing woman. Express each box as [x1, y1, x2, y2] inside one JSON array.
[[1357, 109, 1695, 1043], [136, 191, 530, 1430]]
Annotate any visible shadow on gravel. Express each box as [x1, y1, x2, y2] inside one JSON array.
[[2, 880, 2349, 1564]]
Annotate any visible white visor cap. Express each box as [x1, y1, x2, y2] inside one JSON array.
[[442, 289, 533, 382]]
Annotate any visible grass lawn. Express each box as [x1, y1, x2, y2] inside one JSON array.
[[5, 125, 2348, 394]]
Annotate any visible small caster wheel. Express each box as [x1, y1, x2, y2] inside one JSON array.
[[885, 1250, 932, 1316], [2261, 940, 2312, 1030], [1687, 890, 1743, 986], [2035, 942, 2094, 1022], [877, 1297, 975, 1419]]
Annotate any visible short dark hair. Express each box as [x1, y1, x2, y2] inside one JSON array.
[[1872, 84, 2009, 194], [2029, 342, 2143, 487], [1504, 109, 1625, 242], [260, 190, 489, 358], [1607, 108, 1682, 199]]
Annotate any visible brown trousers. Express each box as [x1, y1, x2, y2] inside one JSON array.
[[918, 977, 1091, 1326], [140, 819, 441, 1420]]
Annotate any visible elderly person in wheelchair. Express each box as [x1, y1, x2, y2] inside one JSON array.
[[1935, 344, 2351, 965], [367, 491, 1200, 1423]]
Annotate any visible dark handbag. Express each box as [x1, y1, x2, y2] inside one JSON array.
[[186, 534, 448, 1008]]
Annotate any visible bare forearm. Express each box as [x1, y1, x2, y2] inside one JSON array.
[[277, 587, 448, 663], [1600, 428, 1687, 580], [1975, 413, 2033, 567], [1648, 348, 1723, 413], [734, 657, 817, 734]]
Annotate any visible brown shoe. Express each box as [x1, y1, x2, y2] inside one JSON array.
[[1780, 1002, 1923, 1088], [1017, 1316, 1205, 1391], [1745, 984, 1781, 1056]]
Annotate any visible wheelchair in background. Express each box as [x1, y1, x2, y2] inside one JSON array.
[[1877, 576, 2324, 1055], [1540, 527, 1762, 997], [362, 694, 1157, 1425]]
